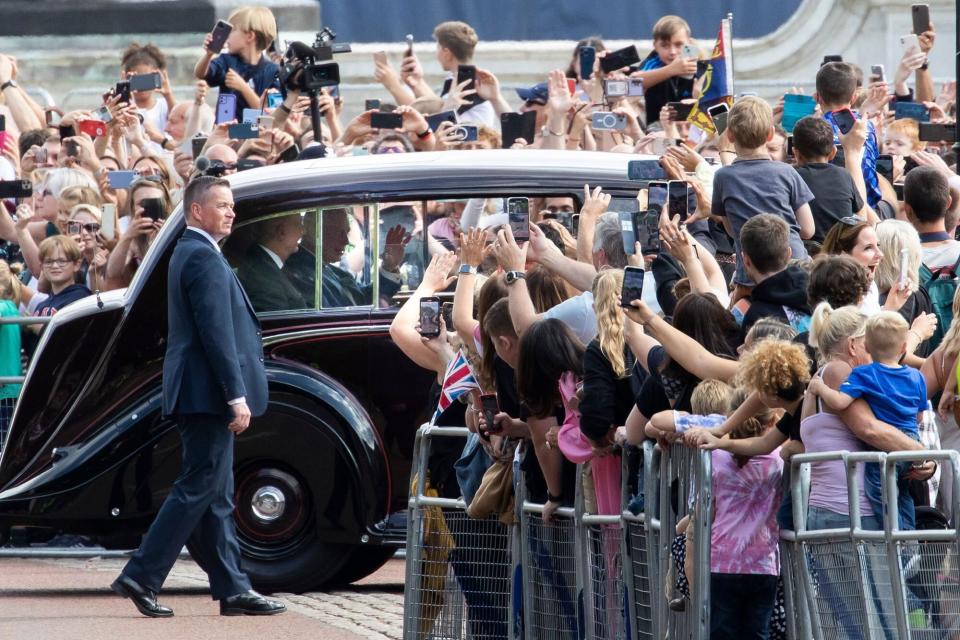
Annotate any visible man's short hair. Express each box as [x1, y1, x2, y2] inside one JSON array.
[[727, 96, 772, 149], [739, 213, 790, 274], [652, 15, 690, 42], [816, 62, 859, 107], [792, 116, 835, 159], [19, 129, 49, 160], [593, 212, 628, 269], [433, 21, 478, 62], [904, 166, 950, 224], [184, 176, 230, 215], [864, 311, 909, 361], [39, 234, 82, 263]]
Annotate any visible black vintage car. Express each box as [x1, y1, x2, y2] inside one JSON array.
[[0, 149, 642, 592]]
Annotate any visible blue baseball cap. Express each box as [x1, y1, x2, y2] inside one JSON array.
[[515, 82, 548, 105]]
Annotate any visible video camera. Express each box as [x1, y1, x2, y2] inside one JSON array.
[[278, 27, 350, 93]]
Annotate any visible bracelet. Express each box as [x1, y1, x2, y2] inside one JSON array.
[[277, 102, 292, 114]]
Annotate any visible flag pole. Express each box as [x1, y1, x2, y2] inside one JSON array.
[[726, 12, 734, 93]]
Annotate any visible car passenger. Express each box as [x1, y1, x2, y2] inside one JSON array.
[[237, 213, 307, 312]]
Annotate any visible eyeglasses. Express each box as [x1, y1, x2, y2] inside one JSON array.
[[67, 221, 101, 235], [42, 258, 73, 267], [524, 100, 546, 108]]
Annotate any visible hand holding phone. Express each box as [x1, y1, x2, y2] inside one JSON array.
[[480, 394, 500, 433], [507, 198, 530, 242], [578, 46, 596, 80], [207, 20, 233, 53], [418, 297, 441, 338], [621, 266, 645, 308]]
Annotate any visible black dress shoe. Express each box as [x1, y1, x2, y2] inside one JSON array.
[[110, 574, 173, 618], [220, 590, 286, 616]]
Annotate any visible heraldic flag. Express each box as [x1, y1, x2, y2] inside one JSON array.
[[688, 16, 734, 134]]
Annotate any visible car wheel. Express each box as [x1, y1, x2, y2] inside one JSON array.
[[187, 461, 350, 594], [329, 545, 397, 586]]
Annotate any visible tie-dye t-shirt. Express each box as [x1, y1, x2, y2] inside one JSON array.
[[710, 449, 783, 576]]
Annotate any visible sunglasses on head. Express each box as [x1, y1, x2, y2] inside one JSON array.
[[839, 216, 865, 226]]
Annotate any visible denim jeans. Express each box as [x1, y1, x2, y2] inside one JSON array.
[[863, 460, 916, 531], [710, 573, 778, 639], [807, 506, 882, 531]]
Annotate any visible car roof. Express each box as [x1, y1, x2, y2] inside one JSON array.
[[226, 149, 651, 202]]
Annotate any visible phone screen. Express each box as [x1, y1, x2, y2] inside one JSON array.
[[480, 394, 500, 432], [648, 181, 667, 213], [636, 211, 660, 255], [419, 298, 441, 337], [912, 3, 930, 35], [441, 302, 454, 331], [668, 181, 689, 221], [501, 111, 536, 148], [507, 198, 530, 241], [619, 211, 637, 255], [370, 112, 403, 130], [129, 72, 161, 92], [876, 154, 894, 183], [833, 109, 857, 135], [141, 198, 164, 221], [621, 266, 645, 308], [600, 45, 640, 73]]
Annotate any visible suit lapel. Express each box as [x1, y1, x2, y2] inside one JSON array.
[[222, 253, 259, 320]]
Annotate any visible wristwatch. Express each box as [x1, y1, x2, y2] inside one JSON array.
[[0, 80, 16, 92], [547, 492, 564, 503], [505, 270, 526, 285], [458, 264, 477, 275]]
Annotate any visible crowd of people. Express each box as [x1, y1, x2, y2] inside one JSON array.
[[0, 2, 959, 637]]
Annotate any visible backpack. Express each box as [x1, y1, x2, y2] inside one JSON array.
[[919, 256, 960, 352]]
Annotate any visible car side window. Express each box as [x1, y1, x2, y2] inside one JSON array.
[[225, 211, 315, 314], [319, 205, 377, 309]]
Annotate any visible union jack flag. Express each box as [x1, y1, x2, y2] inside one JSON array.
[[432, 349, 479, 424]]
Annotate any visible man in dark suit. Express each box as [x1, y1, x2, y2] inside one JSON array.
[[237, 214, 307, 312], [111, 176, 285, 618]]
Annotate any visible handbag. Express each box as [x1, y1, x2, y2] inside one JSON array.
[[454, 432, 492, 507], [466, 438, 517, 525]]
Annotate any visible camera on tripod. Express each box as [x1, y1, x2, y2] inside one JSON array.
[[279, 26, 351, 93]]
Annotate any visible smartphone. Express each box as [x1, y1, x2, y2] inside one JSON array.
[[627, 78, 644, 97], [912, 3, 930, 35], [507, 197, 529, 242], [441, 302, 454, 331], [620, 265, 645, 308], [0, 115, 6, 150], [45, 109, 61, 127], [707, 103, 730, 135], [636, 210, 660, 255], [452, 124, 478, 142], [901, 34, 921, 56], [236, 158, 264, 171], [831, 145, 846, 167], [786, 135, 795, 159], [579, 45, 596, 80], [668, 181, 690, 221], [876, 154, 894, 183], [894, 182, 905, 200], [899, 247, 910, 287], [141, 197, 164, 221], [241, 108, 263, 124], [0, 180, 32, 199], [919, 122, 955, 142], [278, 144, 301, 163], [833, 108, 857, 135], [604, 79, 628, 98], [600, 45, 640, 74], [404, 33, 414, 57], [191, 135, 208, 159], [216, 93, 238, 124], [647, 181, 668, 213], [781, 94, 817, 133], [257, 115, 274, 131], [567, 78, 577, 96], [228, 122, 259, 139], [129, 72, 162, 92], [425, 110, 457, 132], [822, 55, 843, 65], [592, 111, 627, 131], [328, 84, 340, 100], [114, 80, 131, 104], [107, 170, 138, 189], [101, 203, 116, 240], [370, 111, 403, 130], [208, 19, 233, 53], [619, 211, 637, 255], [904, 155, 920, 174], [266, 92, 283, 109], [870, 64, 886, 83], [627, 159, 666, 181], [78, 119, 107, 138], [456, 64, 477, 92], [480, 394, 500, 433], [64, 140, 79, 158], [92, 105, 113, 123], [500, 111, 536, 148], [418, 296, 441, 338], [365, 99, 381, 111], [58, 123, 74, 141], [894, 101, 930, 122], [667, 101, 694, 121]]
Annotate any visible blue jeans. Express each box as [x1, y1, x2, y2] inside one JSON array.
[[807, 505, 882, 531], [710, 573, 778, 639], [863, 460, 916, 531]]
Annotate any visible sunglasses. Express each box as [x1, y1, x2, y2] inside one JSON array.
[[838, 216, 865, 226], [67, 221, 101, 235]]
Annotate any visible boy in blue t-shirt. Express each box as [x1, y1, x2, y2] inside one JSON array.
[[809, 311, 927, 530], [194, 6, 281, 114]]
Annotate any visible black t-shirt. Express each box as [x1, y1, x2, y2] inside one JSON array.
[[795, 163, 863, 243], [640, 53, 694, 126], [775, 405, 802, 441]]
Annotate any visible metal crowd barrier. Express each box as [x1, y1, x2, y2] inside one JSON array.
[[0, 314, 51, 456], [621, 441, 661, 639], [784, 449, 960, 639]]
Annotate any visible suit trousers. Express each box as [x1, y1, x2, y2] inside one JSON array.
[[122, 413, 251, 600]]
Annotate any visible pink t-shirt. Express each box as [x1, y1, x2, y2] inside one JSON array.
[[710, 449, 783, 576], [799, 412, 873, 517]]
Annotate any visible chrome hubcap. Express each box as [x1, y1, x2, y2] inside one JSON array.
[[251, 486, 286, 522]]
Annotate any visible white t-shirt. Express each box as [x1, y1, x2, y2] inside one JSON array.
[[544, 291, 597, 345], [138, 99, 170, 156], [922, 241, 960, 270], [859, 280, 882, 316]]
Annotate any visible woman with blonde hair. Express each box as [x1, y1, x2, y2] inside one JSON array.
[[873, 219, 933, 355]]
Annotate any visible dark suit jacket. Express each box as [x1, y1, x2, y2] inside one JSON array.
[[236, 244, 307, 313], [162, 228, 268, 418]]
